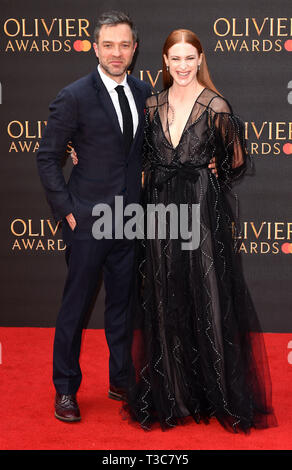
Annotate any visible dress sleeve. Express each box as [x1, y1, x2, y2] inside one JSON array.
[[142, 107, 151, 172], [211, 96, 251, 186], [142, 95, 157, 173]]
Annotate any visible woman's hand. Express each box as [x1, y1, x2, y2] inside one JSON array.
[[70, 148, 78, 165]]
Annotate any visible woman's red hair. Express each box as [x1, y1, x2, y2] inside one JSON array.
[[162, 29, 221, 95]]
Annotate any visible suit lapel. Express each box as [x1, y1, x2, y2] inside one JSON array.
[[91, 69, 124, 144], [127, 74, 145, 154], [91, 69, 145, 156]]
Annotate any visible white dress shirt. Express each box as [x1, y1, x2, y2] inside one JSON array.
[[97, 64, 139, 137]]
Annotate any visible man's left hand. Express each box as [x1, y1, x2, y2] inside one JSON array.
[[208, 157, 218, 177]]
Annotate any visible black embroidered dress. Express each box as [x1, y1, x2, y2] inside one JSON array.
[[123, 88, 276, 433]]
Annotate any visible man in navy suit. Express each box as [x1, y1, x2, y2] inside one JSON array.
[[37, 11, 152, 422]]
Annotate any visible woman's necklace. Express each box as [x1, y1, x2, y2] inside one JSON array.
[[168, 83, 202, 128], [168, 102, 175, 127]]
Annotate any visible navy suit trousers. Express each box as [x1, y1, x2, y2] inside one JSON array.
[[53, 235, 135, 395]]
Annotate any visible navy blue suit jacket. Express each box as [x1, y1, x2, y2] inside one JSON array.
[[37, 69, 152, 241]]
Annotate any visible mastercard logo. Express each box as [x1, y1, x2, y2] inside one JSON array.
[[283, 143, 292, 155], [282, 243, 292, 254], [73, 40, 91, 52], [284, 40, 292, 52]]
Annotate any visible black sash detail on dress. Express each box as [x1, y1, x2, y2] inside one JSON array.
[[151, 161, 209, 190]]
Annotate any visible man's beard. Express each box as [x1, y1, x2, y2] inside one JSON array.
[[100, 61, 128, 78]]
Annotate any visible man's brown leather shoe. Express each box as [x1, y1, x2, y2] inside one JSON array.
[[108, 385, 127, 401], [54, 393, 81, 422]]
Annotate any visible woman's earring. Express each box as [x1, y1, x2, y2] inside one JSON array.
[[166, 65, 169, 72], [198, 63, 201, 71]]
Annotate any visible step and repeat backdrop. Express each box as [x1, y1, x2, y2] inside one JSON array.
[[0, 0, 291, 331]]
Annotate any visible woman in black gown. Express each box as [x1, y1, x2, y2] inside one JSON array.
[[123, 29, 277, 433]]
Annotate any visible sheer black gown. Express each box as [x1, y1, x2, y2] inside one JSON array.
[[123, 88, 277, 433]]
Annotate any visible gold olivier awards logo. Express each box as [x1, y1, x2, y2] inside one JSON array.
[[129, 70, 162, 91], [10, 218, 66, 252], [213, 17, 292, 52], [233, 221, 292, 255], [244, 120, 292, 157], [8, 120, 46, 153], [2, 18, 91, 53], [7, 120, 75, 154], [244, 82, 292, 157]]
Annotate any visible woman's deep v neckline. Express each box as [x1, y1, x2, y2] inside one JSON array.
[[164, 87, 206, 150]]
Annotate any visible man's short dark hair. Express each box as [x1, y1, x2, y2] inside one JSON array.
[[94, 11, 138, 43]]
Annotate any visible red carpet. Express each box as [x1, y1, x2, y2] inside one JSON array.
[[0, 327, 291, 450]]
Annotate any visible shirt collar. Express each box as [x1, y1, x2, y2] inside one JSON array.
[[97, 64, 128, 93]]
